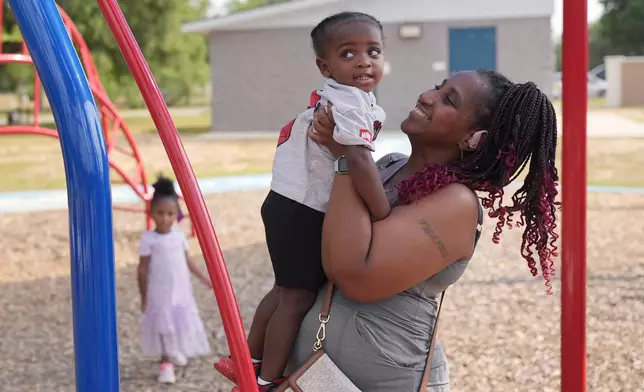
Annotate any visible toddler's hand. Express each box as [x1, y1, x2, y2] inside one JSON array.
[[201, 277, 213, 289]]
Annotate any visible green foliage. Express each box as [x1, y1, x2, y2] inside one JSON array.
[[1, 0, 210, 107], [554, 22, 611, 72], [227, 0, 291, 13], [589, 22, 611, 70], [554, 39, 561, 72], [554, 0, 644, 72], [598, 0, 644, 56]]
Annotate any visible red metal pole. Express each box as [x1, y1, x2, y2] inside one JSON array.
[[96, 1, 258, 391], [561, 0, 588, 391]]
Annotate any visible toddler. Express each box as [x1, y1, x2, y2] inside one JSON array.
[[138, 175, 212, 384], [215, 11, 389, 391]]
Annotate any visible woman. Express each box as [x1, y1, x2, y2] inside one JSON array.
[[288, 69, 559, 391]]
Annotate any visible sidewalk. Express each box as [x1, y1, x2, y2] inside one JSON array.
[[580, 111, 644, 138]]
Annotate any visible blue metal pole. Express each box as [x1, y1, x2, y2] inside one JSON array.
[[9, 1, 120, 391]]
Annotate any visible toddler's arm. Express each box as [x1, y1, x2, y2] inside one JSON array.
[[186, 251, 213, 289], [310, 103, 390, 220], [343, 145, 391, 221], [333, 107, 390, 221], [137, 256, 150, 313]]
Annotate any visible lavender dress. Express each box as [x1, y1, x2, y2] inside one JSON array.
[[138, 228, 211, 358]]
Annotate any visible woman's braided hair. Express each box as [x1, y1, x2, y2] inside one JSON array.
[[397, 70, 560, 293]]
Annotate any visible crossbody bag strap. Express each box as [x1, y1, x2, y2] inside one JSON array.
[[313, 281, 335, 351], [419, 291, 445, 392]]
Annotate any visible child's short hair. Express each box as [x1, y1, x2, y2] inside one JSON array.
[[310, 12, 384, 58], [150, 175, 178, 207]]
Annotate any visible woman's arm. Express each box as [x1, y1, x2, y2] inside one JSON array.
[[321, 174, 480, 303], [186, 251, 213, 289], [310, 104, 391, 221], [137, 256, 150, 312]]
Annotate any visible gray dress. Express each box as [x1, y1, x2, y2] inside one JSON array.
[[288, 153, 483, 391]]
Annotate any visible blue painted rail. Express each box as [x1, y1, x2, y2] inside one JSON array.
[[9, 0, 120, 390]]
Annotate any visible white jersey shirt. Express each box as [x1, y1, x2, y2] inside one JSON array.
[[270, 78, 386, 212]]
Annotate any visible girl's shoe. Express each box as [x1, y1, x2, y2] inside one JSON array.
[[158, 362, 176, 384], [230, 378, 286, 392], [214, 356, 261, 384], [170, 353, 188, 367]]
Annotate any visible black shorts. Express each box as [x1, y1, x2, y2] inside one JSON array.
[[260, 190, 326, 292]]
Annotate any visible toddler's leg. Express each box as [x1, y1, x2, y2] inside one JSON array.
[[213, 286, 280, 383], [159, 335, 169, 363], [158, 336, 176, 384], [259, 287, 317, 381], [247, 284, 281, 359]]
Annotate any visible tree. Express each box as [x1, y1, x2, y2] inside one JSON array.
[[554, 21, 616, 72], [598, 0, 644, 56], [554, 39, 561, 72], [227, 0, 291, 13], [1, 0, 210, 107], [588, 22, 611, 70]]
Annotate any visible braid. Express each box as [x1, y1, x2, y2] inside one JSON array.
[[310, 12, 383, 58], [397, 70, 560, 294]]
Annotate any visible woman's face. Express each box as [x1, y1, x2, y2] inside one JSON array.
[[401, 71, 487, 148]]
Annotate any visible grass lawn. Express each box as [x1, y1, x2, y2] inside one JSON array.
[[35, 112, 212, 135], [0, 111, 277, 192], [105, 113, 212, 134], [552, 97, 644, 123], [2, 120, 644, 193], [2, 101, 644, 192], [507, 138, 644, 189], [551, 97, 609, 113]]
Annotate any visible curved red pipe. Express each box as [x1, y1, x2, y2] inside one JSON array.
[[0, 126, 58, 137], [96, 1, 257, 390], [0, 54, 33, 64]]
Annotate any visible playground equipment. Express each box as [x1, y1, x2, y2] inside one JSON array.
[[0, 0, 153, 229], [10, 0, 257, 391], [9, 0, 587, 391], [561, 0, 588, 390]]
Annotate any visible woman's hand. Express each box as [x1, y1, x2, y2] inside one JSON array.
[[308, 103, 344, 157]]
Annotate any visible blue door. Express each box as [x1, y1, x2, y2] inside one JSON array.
[[448, 27, 497, 74]]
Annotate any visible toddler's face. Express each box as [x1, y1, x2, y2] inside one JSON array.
[[150, 197, 179, 234], [316, 21, 384, 93]]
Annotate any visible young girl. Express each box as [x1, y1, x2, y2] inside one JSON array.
[[138, 175, 212, 384], [215, 12, 391, 391]]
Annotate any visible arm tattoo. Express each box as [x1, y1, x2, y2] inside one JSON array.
[[417, 219, 448, 258]]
